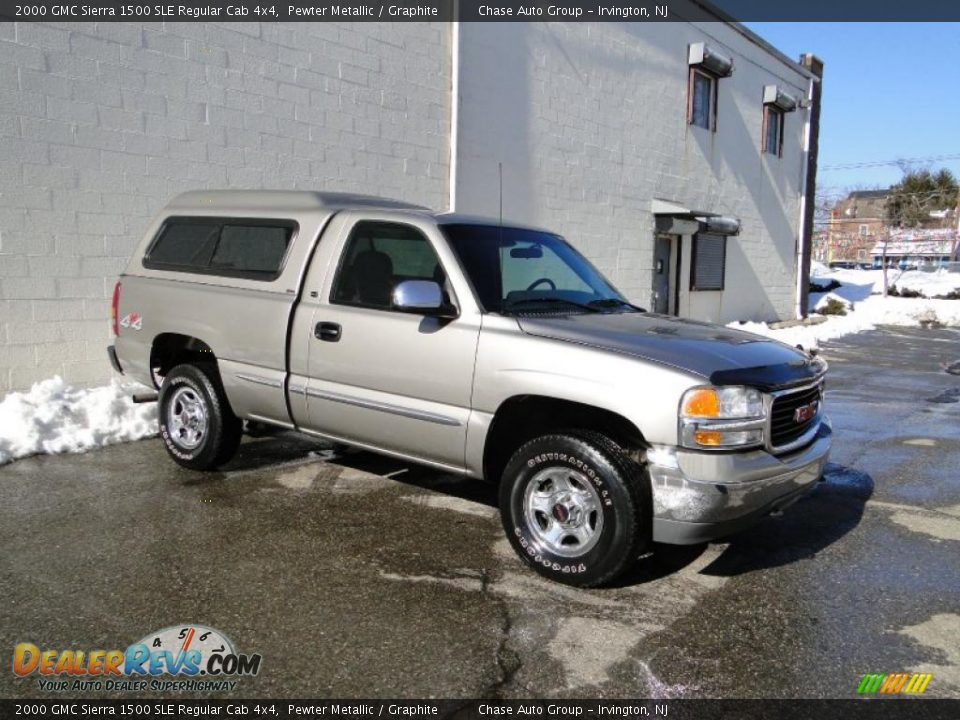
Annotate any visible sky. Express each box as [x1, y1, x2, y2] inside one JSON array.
[[744, 23, 960, 202]]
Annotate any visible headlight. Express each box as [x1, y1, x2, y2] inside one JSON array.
[[679, 386, 766, 449]]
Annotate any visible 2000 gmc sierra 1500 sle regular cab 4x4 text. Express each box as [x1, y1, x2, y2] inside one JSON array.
[[109, 190, 831, 587]]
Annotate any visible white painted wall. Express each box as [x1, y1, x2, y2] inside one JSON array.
[[453, 22, 810, 325], [0, 21, 450, 391], [1, 18, 811, 392]]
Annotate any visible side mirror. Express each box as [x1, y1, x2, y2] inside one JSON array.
[[391, 280, 457, 318]]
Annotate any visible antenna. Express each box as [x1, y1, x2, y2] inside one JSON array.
[[498, 161, 504, 250], [498, 161, 503, 227]]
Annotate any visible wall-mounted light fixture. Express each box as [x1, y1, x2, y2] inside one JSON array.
[[700, 216, 741, 236], [763, 84, 799, 112], [688, 42, 734, 77]]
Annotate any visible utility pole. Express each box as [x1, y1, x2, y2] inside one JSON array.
[[953, 194, 960, 263]]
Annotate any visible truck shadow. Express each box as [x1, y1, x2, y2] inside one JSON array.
[[609, 463, 875, 586], [218, 437, 874, 586], [695, 463, 875, 577], [327, 453, 876, 585]]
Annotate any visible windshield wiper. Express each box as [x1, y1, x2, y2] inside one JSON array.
[[504, 297, 601, 314], [588, 298, 646, 312]]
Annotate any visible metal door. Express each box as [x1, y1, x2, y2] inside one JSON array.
[[653, 234, 672, 314]]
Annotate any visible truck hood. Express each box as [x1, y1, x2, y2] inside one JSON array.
[[517, 312, 826, 391]]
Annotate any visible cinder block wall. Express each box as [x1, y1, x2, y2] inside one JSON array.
[[0, 21, 450, 392], [455, 22, 809, 324]]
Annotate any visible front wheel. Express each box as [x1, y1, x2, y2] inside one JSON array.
[[499, 431, 651, 587], [158, 363, 242, 470]]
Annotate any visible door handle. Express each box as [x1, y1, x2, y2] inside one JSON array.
[[315, 322, 341, 342]]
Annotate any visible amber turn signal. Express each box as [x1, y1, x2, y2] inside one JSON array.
[[681, 388, 720, 418], [693, 430, 723, 446]]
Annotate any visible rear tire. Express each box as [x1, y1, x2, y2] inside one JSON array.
[[158, 363, 242, 470], [499, 431, 650, 587]]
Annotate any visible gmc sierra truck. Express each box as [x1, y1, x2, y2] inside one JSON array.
[[109, 190, 831, 587]]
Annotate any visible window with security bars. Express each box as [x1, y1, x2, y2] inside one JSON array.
[[690, 233, 726, 291]]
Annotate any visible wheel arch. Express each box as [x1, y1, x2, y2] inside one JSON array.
[[150, 333, 218, 388], [482, 395, 648, 484]]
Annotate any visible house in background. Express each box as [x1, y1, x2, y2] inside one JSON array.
[[825, 189, 890, 262], [0, 8, 821, 391], [820, 188, 959, 267], [871, 228, 958, 269]]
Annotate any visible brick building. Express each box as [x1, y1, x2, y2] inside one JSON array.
[[0, 15, 819, 391], [820, 189, 890, 263]]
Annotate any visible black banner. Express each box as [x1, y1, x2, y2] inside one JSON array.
[[2, 0, 960, 22], [1, 700, 959, 720]]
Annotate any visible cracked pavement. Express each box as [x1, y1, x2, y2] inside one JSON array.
[[1, 326, 958, 699]]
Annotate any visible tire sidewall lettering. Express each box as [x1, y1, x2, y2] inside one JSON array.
[[524, 451, 613, 507], [511, 446, 623, 578], [513, 527, 588, 574]]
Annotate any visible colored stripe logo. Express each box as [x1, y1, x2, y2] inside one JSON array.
[[857, 673, 933, 694]]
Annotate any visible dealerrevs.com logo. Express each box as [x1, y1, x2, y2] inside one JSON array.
[[13, 624, 261, 693]]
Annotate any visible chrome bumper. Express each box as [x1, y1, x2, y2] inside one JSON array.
[[648, 421, 832, 545]]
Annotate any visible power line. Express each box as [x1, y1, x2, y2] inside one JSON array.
[[820, 153, 960, 171]]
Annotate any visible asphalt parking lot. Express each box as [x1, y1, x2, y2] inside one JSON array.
[[1, 326, 958, 699]]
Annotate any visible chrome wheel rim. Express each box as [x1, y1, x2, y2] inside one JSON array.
[[522, 467, 604, 557], [167, 386, 207, 450]]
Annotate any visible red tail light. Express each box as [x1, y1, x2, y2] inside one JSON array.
[[111, 281, 121, 336]]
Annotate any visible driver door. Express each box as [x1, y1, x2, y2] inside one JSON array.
[[304, 215, 481, 470]]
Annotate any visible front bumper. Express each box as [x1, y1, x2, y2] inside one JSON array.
[[649, 421, 832, 545]]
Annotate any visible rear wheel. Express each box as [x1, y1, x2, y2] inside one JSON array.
[[499, 431, 650, 587], [158, 363, 242, 470]]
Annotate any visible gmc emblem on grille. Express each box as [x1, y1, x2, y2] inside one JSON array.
[[794, 401, 818, 424]]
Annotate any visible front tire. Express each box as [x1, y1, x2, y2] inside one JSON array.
[[158, 363, 242, 470], [499, 431, 651, 587]]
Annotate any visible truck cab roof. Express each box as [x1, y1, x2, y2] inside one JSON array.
[[166, 190, 432, 214], [164, 191, 552, 234]]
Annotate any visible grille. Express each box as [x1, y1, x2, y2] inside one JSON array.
[[769, 384, 822, 450]]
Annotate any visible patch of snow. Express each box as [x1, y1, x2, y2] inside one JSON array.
[[731, 267, 960, 349], [810, 260, 830, 277], [732, 296, 960, 350], [895, 268, 960, 298], [815, 267, 960, 300], [0, 376, 157, 466]]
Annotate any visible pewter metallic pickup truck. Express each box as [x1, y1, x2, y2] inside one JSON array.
[[109, 190, 831, 587]]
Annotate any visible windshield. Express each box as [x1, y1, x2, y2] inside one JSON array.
[[441, 224, 633, 315]]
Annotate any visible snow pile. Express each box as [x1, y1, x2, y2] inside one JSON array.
[[894, 268, 960, 298], [0, 377, 158, 466], [810, 260, 831, 277], [819, 267, 960, 299], [730, 267, 960, 349]]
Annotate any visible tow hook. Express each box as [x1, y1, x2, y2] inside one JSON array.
[[132, 392, 159, 404]]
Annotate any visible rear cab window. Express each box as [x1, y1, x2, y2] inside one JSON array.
[[143, 217, 297, 281]]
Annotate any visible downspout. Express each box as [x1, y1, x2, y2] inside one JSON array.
[[796, 54, 824, 318], [795, 76, 813, 319], [448, 19, 460, 212]]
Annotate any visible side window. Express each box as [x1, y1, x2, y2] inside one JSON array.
[[143, 218, 295, 280], [212, 225, 290, 275], [763, 106, 783, 156], [145, 220, 220, 271], [688, 69, 716, 131], [690, 233, 726, 291], [331, 221, 444, 310]]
